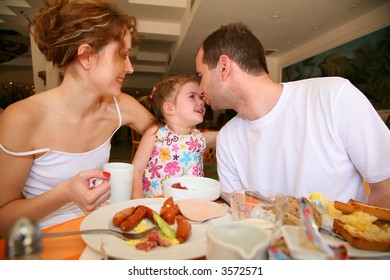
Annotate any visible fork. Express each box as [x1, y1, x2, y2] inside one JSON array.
[[42, 225, 158, 241]]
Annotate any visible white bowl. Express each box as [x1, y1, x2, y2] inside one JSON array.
[[162, 176, 221, 201]]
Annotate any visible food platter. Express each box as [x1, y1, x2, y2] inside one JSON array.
[[308, 197, 390, 259], [320, 232, 390, 259], [320, 212, 390, 259], [80, 198, 232, 260]]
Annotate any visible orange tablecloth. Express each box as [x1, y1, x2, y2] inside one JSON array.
[[1, 216, 87, 260], [0, 196, 225, 260]]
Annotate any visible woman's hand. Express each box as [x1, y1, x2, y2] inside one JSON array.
[[64, 169, 112, 213]]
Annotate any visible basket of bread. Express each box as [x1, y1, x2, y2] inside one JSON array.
[[332, 199, 390, 252]]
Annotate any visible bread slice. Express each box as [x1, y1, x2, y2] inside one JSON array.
[[332, 200, 390, 251], [334, 199, 390, 221], [282, 196, 322, 228], [333, 219, 390, 252]]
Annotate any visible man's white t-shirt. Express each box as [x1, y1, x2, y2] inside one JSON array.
[[217, 77, 390, 203]]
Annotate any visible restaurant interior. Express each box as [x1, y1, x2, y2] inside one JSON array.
[[1, 0, 389, 162], [0, 0, 389, 261]]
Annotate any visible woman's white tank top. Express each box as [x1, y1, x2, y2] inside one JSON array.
[[0, 97, 122, 229]]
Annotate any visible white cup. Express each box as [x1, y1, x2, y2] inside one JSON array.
[[206, 221, 271, 260], [103, 162, 134, 203]]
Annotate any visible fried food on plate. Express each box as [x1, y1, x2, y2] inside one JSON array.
[[333, 200, 390, 251]]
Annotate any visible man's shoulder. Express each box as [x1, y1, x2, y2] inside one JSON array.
[[221, 115, 240, 128], [287, 76, 349, 86], [284, 77, 355, 98], [218, 116, 243, 139]]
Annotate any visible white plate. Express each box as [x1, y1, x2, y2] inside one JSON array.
[[280, 225, 390, 259], [321, 232, 390, 259], [80, 198, 232, 260]]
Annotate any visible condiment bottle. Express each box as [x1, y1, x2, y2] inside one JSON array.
[[6, 217, 42, 260]]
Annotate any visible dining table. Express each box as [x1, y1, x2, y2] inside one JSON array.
[[0, 216, 89, 260], [1, 196, 389, 260], [0, 195, 227, 260], [2, 214, 205, 260]]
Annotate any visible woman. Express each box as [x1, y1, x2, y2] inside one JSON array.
[[0, 0, 154, 231]]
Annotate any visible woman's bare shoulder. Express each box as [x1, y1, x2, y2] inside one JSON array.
[[0, 95, 47, 148], [2, 97, 37, 122], [115, 92, 137, 110], [115, 92, 155, 131]]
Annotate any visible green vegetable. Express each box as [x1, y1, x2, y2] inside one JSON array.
[[152, 211, 176, 239]]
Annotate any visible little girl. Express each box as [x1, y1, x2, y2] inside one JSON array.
[[132, 75, 218, 198]]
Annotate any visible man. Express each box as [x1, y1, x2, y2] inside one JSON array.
[[195, 22, 390, 207]]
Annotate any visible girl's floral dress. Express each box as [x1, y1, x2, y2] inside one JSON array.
[[142, 125, 206, 197]]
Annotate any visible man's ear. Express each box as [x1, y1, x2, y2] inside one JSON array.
[[77, 44, 92, 69], [219, 54, 230, 80], [163, 101, 175, 116]]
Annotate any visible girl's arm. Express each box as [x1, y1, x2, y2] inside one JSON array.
[[131, 125, 159, 199], [203, 130, 219, 148]]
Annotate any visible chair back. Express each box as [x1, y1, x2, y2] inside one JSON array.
[[203, 147, 216, 164]]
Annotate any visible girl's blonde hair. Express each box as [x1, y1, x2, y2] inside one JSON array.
[[138, 75, 199, 126]]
